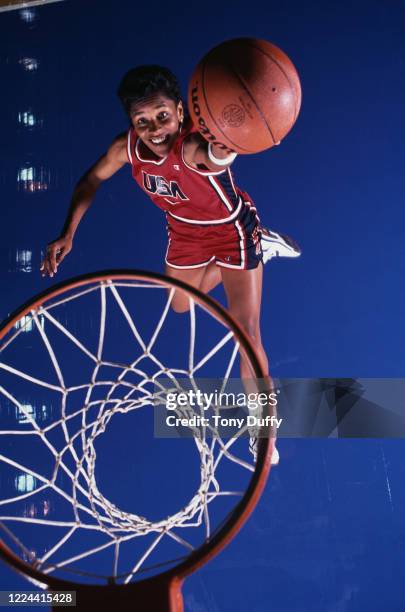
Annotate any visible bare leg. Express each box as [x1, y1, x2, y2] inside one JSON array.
[[220, 264, 269, 379], [166, 262, 278, 464], [165, 265, 207, 312], [199, 261, 222, 294], [166, 262, 269, 376], [221, 265, 278, 463], [165, 262, 222, 312]]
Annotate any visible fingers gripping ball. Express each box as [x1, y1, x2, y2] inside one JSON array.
[[188, 38, 302, 154]]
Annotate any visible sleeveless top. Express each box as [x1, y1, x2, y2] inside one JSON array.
[[126, 119, 243, 225]]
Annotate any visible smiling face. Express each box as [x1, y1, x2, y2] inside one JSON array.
[[130, 95, 184, 157]]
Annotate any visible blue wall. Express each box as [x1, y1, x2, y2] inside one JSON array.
[[1, 1, 405, 610]]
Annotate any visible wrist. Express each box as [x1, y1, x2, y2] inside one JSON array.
[[62, 230, 74, 241], [207, 143, 237, 166]]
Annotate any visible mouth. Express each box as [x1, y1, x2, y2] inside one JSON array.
[[150, 134, 170, 146]]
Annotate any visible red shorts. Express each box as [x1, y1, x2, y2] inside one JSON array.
[[165, 195, 263, 270]]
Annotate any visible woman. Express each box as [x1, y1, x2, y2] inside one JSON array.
[[41, 66, 300, 461]]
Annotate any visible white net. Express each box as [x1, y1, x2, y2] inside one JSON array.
[[0, 275, 263, 584]]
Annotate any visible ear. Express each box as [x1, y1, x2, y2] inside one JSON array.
[[177, 100, 184, 122]]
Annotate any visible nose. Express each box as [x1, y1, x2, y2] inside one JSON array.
[[148, 120, 158, 134]]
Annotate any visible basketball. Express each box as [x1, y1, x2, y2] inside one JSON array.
[[188, 38, 302, 154]]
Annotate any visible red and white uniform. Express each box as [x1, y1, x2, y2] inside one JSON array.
[[127, 119, 262, 269]]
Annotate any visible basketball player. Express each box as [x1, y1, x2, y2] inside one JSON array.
[[41, 67, 300, 462]]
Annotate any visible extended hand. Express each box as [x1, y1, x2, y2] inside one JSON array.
[[40, 236, 73, 278]]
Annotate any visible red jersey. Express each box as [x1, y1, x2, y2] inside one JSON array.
[[126, 119, 242, 225]]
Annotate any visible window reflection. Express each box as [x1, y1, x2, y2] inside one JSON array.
[[15, 473, 36, 492], [17, 164, 50, 192], [15, 402, 50, 422], [18, 110, 43, 129], [14, 314, 34, 332], [16, 403, 34, 423], [16, 249, 32, 273], [23, 503, 38, 518], [15, 313, 45, 331], [19, 8, 36, 23], [22, 550, 36, 564], [22, 500, 51, 518], [18, 57, 39, 72]]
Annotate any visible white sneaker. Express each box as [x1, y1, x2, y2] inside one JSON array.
[[250, 438, 280, 466], [271, 445, 280, 466], [261, 227, 302, 264]]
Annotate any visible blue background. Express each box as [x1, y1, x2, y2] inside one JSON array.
[[1, 0, 405, 610]]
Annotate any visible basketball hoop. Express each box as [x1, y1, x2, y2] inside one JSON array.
[[0, 270, 274, 610]]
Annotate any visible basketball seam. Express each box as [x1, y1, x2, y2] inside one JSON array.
[[228, 65, 276, 145], [243, 39, 300, 121], [201, 58, 254, 154]]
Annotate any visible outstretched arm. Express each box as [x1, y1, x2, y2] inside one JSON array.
[[183, 133, 237, 172], [41, 133, 128, 277]]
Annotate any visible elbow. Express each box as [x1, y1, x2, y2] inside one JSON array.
[[77, 174, 100, 195]]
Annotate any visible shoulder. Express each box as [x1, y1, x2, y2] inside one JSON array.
[[87, 132, 130, 182], [107, 131, 130, 164]]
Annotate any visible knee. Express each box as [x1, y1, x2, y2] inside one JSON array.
[[166, 287, 190, 314], [170, 299, 190, 314], [231, 313, 261, 342]]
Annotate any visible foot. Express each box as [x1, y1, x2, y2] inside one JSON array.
[[271, 445, 280, 466], [250, 438, 280, 466], [261, 228, 301, 264]]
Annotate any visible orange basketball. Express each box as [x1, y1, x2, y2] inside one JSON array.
[[188, 38, 302, 154]]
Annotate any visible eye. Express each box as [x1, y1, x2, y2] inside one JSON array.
[[136, 118, 147, 126], [157, 111, 169, 121]]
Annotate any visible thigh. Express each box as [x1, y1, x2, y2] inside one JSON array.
[[165, 264, 209, 312]]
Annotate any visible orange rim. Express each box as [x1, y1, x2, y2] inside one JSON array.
[[0, 269, 274, 596]]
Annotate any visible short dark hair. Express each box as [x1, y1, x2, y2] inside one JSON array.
[[117, 65, 182, 115]]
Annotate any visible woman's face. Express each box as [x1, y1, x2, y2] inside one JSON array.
[[130, 94, 184, 157]]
